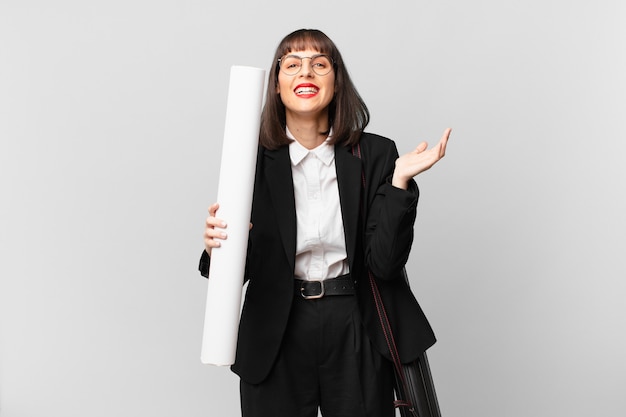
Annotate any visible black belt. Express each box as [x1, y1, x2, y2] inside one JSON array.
[[295, 274, 356, 299]]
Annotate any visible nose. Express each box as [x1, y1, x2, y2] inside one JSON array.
[[299, 57, 314, 77]]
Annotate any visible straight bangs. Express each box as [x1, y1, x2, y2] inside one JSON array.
[[277, 30, 335, 58]]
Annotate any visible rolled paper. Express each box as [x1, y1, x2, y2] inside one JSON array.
[[201, 66, 266, 365]]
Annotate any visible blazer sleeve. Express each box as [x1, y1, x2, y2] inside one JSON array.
[[199, 250, 210, 278], [198, 247, 252, 282], [363, 137, 419, 280]]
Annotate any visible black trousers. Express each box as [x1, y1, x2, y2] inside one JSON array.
[[240, 291, 394, 417]]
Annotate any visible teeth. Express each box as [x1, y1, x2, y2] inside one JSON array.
[[296, 87, 318, 95]]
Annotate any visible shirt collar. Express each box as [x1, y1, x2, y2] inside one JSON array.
[[287, 127, 335, 167]]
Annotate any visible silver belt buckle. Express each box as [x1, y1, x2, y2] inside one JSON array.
[[301, 280, 325, 299]]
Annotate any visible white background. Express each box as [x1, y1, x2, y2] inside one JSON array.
[[1, 0, 625, 416]]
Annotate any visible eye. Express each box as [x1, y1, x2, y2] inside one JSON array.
[[312, 56, 331, 69], [282, 56, 301, 69]]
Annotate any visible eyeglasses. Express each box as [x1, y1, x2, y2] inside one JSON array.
[[277, 54, 334, 76]]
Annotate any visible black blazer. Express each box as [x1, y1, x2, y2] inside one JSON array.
[[200, 132, 436, 384]]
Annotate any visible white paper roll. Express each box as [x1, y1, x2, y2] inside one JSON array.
[[201, 66, 266, 365]]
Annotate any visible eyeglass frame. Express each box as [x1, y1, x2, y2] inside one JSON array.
[[276, 54, 335, 76]]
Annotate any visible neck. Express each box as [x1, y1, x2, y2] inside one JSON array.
[[286, 112, 330, 149]]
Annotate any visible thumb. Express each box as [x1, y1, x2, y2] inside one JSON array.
[[414, 141, 428, 153]]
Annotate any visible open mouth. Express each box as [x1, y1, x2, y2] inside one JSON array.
[[295, 84, 319, 96]]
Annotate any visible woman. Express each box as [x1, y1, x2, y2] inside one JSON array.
[[200, 29, 450, 417]]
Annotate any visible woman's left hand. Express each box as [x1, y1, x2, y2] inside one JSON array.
[[392, 128, 451, 190]]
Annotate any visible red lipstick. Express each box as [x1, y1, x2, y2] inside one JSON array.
[[294, 83, 320, 98]]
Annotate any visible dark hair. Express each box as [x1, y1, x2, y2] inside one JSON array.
[[259, 29, 369, 150]]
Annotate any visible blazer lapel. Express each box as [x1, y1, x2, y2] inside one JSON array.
[[335, 144, 362, 272], [263, 147, 297, 274]]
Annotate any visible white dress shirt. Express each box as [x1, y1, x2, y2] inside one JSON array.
[[287, 129, 350, 281]]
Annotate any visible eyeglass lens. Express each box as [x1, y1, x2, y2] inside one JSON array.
[[279, 55, 333, 76]]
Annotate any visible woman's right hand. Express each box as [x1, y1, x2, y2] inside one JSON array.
[[204, 203, 227, 255]]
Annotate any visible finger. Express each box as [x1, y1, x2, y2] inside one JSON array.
[[205, 227, 228, 240], [204, 237, 221, 253], [206, 216, 227, 228], [204, 228, 227, 255], [204, 231, 223, 249], [414, 141, 428, 153], [205, 236, 222, 248], [439, 128, 451, 157], [208, 203, 220, 217], [438, 128, 451, 148]]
